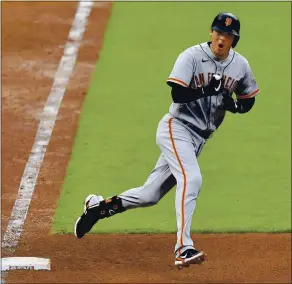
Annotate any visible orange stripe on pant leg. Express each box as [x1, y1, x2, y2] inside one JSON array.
[[168, 117, 187, 254]]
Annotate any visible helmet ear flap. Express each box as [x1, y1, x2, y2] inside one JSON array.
[[232, 36, 239, 48]]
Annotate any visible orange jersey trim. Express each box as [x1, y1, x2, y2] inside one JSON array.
[[237, 88, 260, 99], [168, 117, 187, 254], [167, 78, 189, 87]]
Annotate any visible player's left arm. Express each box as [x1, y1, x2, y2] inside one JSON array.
[[224, 60, 260, 114], [223, 94, 255, 114]]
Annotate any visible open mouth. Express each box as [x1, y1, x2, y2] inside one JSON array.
[[218, 43, 224, 48]]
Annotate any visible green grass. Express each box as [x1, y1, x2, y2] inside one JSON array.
[[52, 2, 291, 234]]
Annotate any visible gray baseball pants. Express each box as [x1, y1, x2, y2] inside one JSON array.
[[119, 113, 205, 256]]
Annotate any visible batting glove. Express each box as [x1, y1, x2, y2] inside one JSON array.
[[222, 94, 238, 113], [202, 74, 224, 97]]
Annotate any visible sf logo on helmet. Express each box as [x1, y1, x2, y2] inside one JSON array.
[[225, 17, 232, 26]]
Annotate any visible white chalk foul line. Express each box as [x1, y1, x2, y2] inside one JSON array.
[[2, 1, 93, 252]]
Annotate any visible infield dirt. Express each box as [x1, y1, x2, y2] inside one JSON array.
[[1, 2, 291, 283]]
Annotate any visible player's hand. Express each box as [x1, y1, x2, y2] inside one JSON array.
[[222, 94, 238, 113], [202, 74, 224, 97]]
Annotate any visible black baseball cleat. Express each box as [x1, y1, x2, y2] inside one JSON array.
[[74, 194, 125, 239], [175, 249, 206, 269]]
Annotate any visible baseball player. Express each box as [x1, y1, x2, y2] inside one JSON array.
[[74, 12, 260, 269]]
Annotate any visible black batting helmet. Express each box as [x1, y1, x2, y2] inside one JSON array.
[[211, 12, 240, 48]]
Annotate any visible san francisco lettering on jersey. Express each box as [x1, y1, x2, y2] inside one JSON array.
[[191, 73, 238, 93]]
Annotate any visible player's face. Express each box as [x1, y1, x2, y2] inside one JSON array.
[[210, 30, 235, 59]]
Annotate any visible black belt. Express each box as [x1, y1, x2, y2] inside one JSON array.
[[180, 120, 214, 140]]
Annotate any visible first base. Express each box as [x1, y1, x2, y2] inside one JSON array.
[[1, 257, 51, 271]]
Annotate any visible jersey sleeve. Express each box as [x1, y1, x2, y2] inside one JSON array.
[[167, 48, 195, 88], [235, 61, 260, 99]]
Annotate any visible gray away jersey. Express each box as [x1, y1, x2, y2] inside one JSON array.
[[167, 41, 260, 132]]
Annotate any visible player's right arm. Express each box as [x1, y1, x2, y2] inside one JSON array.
[[167, 48, 223, 103]]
